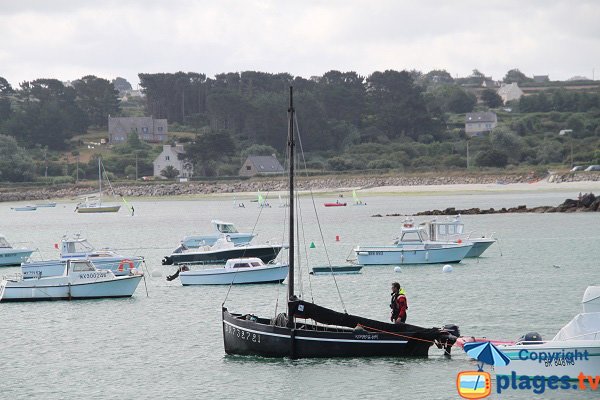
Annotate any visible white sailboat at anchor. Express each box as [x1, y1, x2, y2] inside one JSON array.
[[76, 157, 121, 213]]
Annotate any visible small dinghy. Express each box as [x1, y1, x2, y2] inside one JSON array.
[[310, 265, 362, 275]]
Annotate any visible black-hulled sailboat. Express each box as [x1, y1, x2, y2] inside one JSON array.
[[222, 87, 459, 359]]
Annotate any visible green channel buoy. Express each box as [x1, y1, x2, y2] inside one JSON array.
[[310, 242, 316, 248]]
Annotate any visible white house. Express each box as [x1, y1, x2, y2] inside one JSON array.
[[465, 112, 498, 137], [153, 144, 193, 178], [496, 83, 524, 104]]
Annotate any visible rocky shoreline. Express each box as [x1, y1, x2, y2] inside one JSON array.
[[373, 193, 600, 217], [1, 172, 599, 203]]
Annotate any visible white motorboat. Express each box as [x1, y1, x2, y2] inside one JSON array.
[[163, 235, 284, 266], [34, 202, 57, 208], [495, 286, 600, 379], [0, 259, 143, 302], [425, 215, 495, 258], [21, 235, 144, 278], [173, 257, 288, 285], [181, 220, 255, 248], [0, 235, 34, 267], [354, 219, 473, 265]]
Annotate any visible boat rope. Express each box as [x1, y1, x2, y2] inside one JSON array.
[[357, 323, 450, 346], [295, 114, 347, 313], [0, 280, 6, 301]]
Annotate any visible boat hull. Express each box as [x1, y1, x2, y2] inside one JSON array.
[[222, 308, 434, 358], [495, 341, 600, 379], [163, 245, 283, 265], [311, 266, 362, 275], [1, 275, 142, 302], [180, 264, 288, 285], [182, 233, 255, 248], [324, 203, 346, 207], [21, 257, 144, 278], [354, 243, 472, 265], [464, 239, 496, 258], [76, 205, 121, 213], [0, 249, 34, 267]]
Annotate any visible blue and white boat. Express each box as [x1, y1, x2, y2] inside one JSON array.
[[494, 286, 600, 380], [182, 220, 255, 248], [21, 235, 144, 278], [34, 202, 57, 208], [175, 257, 288, 285], [0, 235, 34, 267], [11, 205, 37, 211], [0, 259, 143, 302], [354, 219, 473, 265], [425, 215, 495, 258]]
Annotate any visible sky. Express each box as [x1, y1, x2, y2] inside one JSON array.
[[1, 0, 599, 88]]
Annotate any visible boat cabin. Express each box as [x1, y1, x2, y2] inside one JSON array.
[[61, 236, 95, 256], [212, 220, 239, 234], [225, 258, 265, 269], [394, 219, 429, 244], [427, 216, 465, 241]]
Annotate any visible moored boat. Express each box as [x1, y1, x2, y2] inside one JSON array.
[[174, 257, 288, 285], [11, 206, 37, 211], [354, 219, 473, 265], [425, 215, 495, 258], [0, 235, 34, 267], [163, 235, 284, 266], [21, 235, 144, 278], [0, 259, 143, 302], [310, 265, 363, 275], [324, 201, 346, 207], [223, 87, 459, 359], [181, 220, 255, 248], [494, 286, 600, 379], [75, 157, 121, 213]]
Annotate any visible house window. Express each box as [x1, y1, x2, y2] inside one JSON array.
[[142, 127, 148, 133], [158, 127, 163, 132], [165, 155, 170, 161], [246, 166, 251, 170]]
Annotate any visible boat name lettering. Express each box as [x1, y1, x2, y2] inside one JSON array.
[[544, 358, 575, 367], [368, 251, 383, 256], [80, 273, 108, 279], [225, 324, 261, 343], [518, 349, 589, 363], [355, 334, 379, 340]]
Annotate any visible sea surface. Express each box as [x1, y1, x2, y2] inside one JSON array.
[[1, 190, 599, 399]]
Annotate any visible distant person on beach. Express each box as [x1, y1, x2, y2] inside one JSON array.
[[390, 282, 408, 323], [131, 206, 135, 216]]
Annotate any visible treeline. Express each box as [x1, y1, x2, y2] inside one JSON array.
[[519, 89, 600, 113], [138, 70, 485, 154], [0, 76, 119, 150]]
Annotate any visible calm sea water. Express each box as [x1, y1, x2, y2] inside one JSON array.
[[1, 190, 599, 399]]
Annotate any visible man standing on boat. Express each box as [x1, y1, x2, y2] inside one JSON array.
[[390, 282, 408, 323]]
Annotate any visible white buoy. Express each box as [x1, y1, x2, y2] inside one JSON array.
[[442, 265, 453, 273], [151, 268, 163, 278], [394, 266, 402, 273]]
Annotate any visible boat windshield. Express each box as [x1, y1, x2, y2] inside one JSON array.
[[400, 231, 424, 242], [217, 223, 238, 233], [436, 223, 464, 236], [232, 263, 251, 268], [70, 261, 95, 272], [0, 237, 11, 248], [65, 240, 95, 254]]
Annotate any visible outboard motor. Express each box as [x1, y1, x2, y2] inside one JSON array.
[[443, 324, 461, 339], [518, 332, 543, 344], [162, 256, 173, 265]]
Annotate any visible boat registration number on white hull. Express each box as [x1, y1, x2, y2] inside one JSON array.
[[544, 358, 576, 368], [225, 324, 262, 343]]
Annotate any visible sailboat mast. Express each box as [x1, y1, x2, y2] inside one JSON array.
[[287, 86, 295, 313], [98, 157, 102, 196]]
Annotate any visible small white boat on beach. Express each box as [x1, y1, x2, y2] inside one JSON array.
[[182, 220, 255, 248], [0, 259, 143, 302], [425, 215, 495, 258], [21, 235, 144, 278], [354, 219, 473, 265], [0, 235, 34, 267], [494, 286, 600, 380], [173, 257, 288, 285], [11, 205, 37, 211]]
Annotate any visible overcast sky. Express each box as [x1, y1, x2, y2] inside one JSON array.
[[1, 0, 599, 88]]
